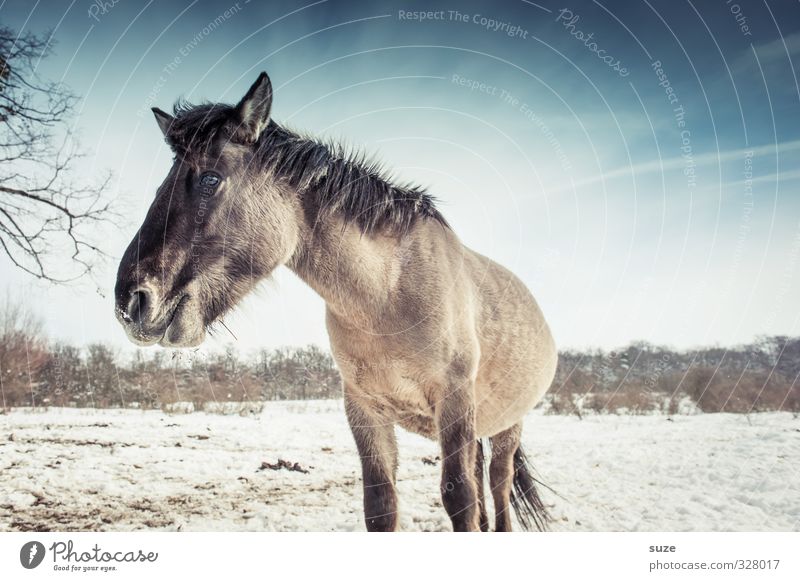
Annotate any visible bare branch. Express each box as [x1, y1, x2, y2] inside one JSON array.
[[0, 26, 114, 283]]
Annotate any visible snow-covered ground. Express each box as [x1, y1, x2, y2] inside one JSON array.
[[1, 402, 798, 532]]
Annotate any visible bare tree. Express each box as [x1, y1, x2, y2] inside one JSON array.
[[0, 26, 113, 282], [0, 293, 48, 408]]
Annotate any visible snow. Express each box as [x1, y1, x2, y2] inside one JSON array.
[[0, 402, 798, 532]]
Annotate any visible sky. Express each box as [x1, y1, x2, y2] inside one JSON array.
[[1, 0, 799, 355]]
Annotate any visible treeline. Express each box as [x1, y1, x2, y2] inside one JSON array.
[[552, 337, 800, 415], [0, 300, 798, 413], [1, 341, 341, 410], [0, 299, 339, 409]]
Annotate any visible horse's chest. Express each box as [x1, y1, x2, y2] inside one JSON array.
[[361, 385, 436, 439], [360, 366, 429, 413], [338, 355, 436, 434]]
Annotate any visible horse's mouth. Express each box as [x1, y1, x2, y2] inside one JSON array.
[[163, 294, 188, 329], [158, 293, 207, 348], [117, 293, 205, 348]]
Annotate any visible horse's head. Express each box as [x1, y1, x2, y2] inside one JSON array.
[[115, 72, 300, 347]]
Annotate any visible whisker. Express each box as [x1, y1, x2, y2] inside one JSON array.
[[219, 320, 238, 341]]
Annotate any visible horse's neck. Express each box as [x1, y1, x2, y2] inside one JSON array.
[[287, 214, 399, 325]]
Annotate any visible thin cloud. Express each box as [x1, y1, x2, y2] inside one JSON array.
[[543, 140, 800, 194], [733, 30, 800, 80], [752, 30, 800, 64]]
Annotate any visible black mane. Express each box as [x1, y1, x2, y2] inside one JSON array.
[[165, 101, 448, 235]]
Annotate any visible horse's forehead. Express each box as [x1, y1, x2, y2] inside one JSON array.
[[166, 149, 218, 172], [173, 139, 244, 168]]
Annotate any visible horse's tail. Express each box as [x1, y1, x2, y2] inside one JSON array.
[[509, 445, 552, 532]]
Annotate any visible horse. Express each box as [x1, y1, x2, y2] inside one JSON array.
[[114, 72, 557, 532]]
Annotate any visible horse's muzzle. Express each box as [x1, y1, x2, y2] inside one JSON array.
[[115, 282, 170, 346]]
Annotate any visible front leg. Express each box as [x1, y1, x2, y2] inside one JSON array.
[[344, 388, 399, 532], [437, 382, 480, 532]]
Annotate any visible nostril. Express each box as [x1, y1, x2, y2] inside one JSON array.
[[126, 288, 152, 324]]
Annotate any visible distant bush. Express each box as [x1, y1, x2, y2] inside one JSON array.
[[682, 366, 798, 414]]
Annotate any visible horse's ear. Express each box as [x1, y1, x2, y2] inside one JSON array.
[[152, 107, 174, 137], [234, 72, 272, 143]]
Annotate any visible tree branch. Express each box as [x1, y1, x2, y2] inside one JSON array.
[[0, 26, 113, 283]]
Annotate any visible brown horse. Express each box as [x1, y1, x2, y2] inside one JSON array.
[[115, 72, 557, 532]]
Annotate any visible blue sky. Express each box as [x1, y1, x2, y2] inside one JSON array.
[[1, 0, 799, 353]]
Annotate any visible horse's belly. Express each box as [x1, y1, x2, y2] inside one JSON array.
[[474, 337, 558, 437], [474, 389, 533, 437]]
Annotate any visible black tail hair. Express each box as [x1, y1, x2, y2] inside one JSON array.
[[510, 445, 553, 531]]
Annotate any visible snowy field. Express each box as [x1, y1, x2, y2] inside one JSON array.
[[1, 402, 798, 532]]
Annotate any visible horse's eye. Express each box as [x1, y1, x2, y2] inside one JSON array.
[[198, 172, 222, 191]]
